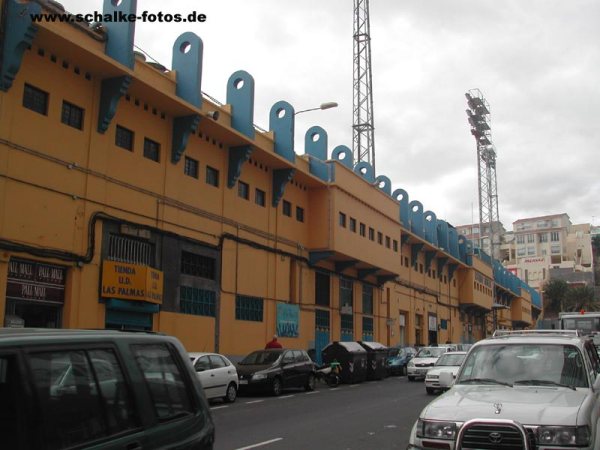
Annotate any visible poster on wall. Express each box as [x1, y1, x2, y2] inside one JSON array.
[[276, 303, 299, 338]]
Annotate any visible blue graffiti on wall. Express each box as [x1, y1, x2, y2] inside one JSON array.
[[276, 303, 299, 338]]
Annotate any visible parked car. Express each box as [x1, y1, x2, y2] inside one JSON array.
[[408, 330, 600, 450], [190, 352, 238, 403], [386, 346, 417, 376], [406, 346, 450, 381], [0, 328, 215, 450], [236, 348, 315, 396], [424, 351, 466, 394]]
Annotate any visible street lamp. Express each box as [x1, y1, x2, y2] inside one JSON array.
[[294, 102, 338, 115]]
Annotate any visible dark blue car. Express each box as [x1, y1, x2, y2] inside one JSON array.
[[386, 346, 417, 376]]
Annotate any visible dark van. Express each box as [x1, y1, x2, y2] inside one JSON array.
[[0, 328, 215, 449]]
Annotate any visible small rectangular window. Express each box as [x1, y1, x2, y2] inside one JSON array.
[[180, 286, 216, 317], [61, 101, 84, 129], [393, 240, 398, 252], [377, 232, 383, 245], [115, 125, 134, 151], [362, 284, 373, 315], [369, 227, 375, 241], [181, 251, 216, 279], [283, 200, 292, 217], [238, 181, 249, 199], [206, 166, 219, 187], [296, 206, 304, 222], [359, 223, 366, 237], [23, 83, 48, 115], [255, 188, 266, 207], [349, 218, 356, 232], [143, 138, 160, 162], [339, 212, 346, 227], [184, 157, 198, 178], [385, 236, 391, 248]]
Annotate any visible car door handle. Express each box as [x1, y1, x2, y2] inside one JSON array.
[[126, 441, 142, 450], [210, 374, 215, 377]]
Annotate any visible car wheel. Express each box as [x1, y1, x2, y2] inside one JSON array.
[[408, 376, 415, 382], [305, 373, 315, 391], [426, 387, 435, 395], [223, 382, 237, 403], [271, 377, 283, 396]]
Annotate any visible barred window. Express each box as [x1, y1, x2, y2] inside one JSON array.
[[283, 200, 291, 217], [341, 314, 353, 333], [206, 166, 219, 187], [143, 138, 160, 162], [349, 218, 356, 232], [369, 227, 375, 241], [107, 234, 154, 266], [180, 286, 216, 317], [340, 277, 353, 308], [180, 251, 216, 280], [315, 309, 330, 329], [362, 284, 373, 315], [362, 317, 374, 333], [235, 295, 263, 322], [115, 125, 134, 151], [61, 101, 84, 129], [23, 83, 48, 115], [184, 157, 198, 178], [385, 236, 391, 248], [359, 223, 366, 237]]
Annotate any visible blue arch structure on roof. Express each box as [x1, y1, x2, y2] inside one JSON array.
[[393, 189, 410, 227], [227, 70, 255, 139], [423, 211, 438, 246]]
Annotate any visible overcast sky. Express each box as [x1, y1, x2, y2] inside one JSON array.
[[60, 0, 600, 229]]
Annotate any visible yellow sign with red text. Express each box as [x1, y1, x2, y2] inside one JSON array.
[[101, 261, 163, 304]]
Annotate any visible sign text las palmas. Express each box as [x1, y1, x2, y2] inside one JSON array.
[[101, 261, 163, 304]]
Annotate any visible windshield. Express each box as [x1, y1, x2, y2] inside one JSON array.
[[435, 353, 466, 366], [456, 344, 588, 388], [239, 350, 282, 365], [415, 347, 445, 358]]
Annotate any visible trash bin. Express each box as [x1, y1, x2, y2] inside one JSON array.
[[321, 341, 367, 384], [358, 341, 388, 380]]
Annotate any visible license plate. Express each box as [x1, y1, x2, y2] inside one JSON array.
[[239, 379, 248, 385], [418, 368, 428, 374]]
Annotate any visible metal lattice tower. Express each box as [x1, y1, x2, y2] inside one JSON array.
[[465, 89, 501, 261], [353, 0, 376, 171]]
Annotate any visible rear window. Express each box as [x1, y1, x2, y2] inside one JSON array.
[[132, 344, 194, 421]]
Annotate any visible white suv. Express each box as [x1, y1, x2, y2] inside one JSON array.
[[408, 330, 600, 449]]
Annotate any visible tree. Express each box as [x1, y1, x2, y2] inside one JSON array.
[[564, 285, 597, 312], [542, 278, 569, 313]]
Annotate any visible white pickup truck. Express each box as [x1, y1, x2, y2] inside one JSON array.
[[407, 329, 600, 450]]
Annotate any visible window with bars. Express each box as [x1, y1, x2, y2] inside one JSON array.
[[238, 181, 249, 200], [341, 314, 353, 333], [206, 166, 219, 187], [115, 125, 134, 151], [235, 295, 263, 322], [143, 138, 160, 162], [61, 101, 84, 129], [362, 285, 373, 315], [377, 232, 383, 245], [369, 227, 375, 241], [283, 200, 291, 217], [385, 236, 391, 248], [255, 188, 266, 207], [349, 218, 356, 232], [362, 317, 373, 333], [315, 309, 330, 329], [359, 223, 366, 237], [180, 251, 216, 280], [180, 286, 216, 317], [184, 157, 198, 178], [107, 234, 154, 266], [340, 277, 353, 308], [23, 83, 48, 115]]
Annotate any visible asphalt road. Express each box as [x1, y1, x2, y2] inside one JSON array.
[[210, 375, 433, 450]]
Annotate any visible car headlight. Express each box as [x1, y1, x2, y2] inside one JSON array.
[[537, 426, 590, 446], [408, 361, 415, 368], [416, 419, 457, 440], [427, 375, 439, 380], [251, 373, 268, 381]]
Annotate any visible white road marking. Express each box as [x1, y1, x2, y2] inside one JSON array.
[[245, 400, 265, 404], [305, 391, 319, 394], [210, 405, 229, 410], [278, 394, 295, 399], [384, 424, 398, 429], [235, 438, 283, 450], [329, 387, 340, 391]]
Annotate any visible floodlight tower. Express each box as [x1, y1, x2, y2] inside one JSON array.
[[353, 0, 376, 171], [465, 89, 501, 261]]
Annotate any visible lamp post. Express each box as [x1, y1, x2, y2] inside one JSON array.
[[294, 102, 338, 115]]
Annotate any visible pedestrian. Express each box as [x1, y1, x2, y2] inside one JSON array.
[[265, 334, 282, 349]]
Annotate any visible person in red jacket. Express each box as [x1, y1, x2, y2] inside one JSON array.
[[265, 334, 282, 349]]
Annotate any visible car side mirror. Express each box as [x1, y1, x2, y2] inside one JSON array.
[[438, 371, 454, 388]]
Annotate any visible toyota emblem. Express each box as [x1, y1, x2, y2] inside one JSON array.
[[488, 432, 503, 444]]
